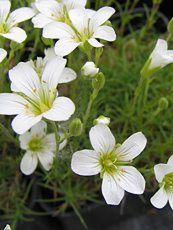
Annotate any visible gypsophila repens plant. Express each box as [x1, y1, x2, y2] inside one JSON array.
[[1, 0, 173, 228]]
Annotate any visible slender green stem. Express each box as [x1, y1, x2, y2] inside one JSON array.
[[0, 122, 18, 145], [122, 73, 150, 135], [51, 122, 60, 153], [83, 89, 98, 130]]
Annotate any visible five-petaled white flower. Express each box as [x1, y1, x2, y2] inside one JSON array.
[[0, 48, 7, 63], [19, 121, 66, 175], [27, 48, 77, 82], [151, 155, 173, 210], [43, 7, 116, 56], [0, 56, 75, 134], [32, 0, 87, 28], [0, 0, 36, 43], [141, 39, 173, 77], [71, 125, 147, 205]]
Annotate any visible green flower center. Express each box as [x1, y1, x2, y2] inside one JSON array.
[[28, 137, 43, 152], [0, 24, 6, 34], [99, 151, 118, 177], [162, 173, 173, 192], [0, 22, 10, 34], [24, 86, 57, 116]]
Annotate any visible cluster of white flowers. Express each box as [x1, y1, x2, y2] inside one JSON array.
[[0, 0, 173, 211]]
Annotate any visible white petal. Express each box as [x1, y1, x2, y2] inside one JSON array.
[[43, 133, 56, 152], [93, 26, 116, 42], [0, 93, 27, 115], [86, 9, 96, 18], [43, 96, 75, 121], [89, 124, 115, 154], [12, 113, 42, 134], [0, 0, 11, 23], [71, 149, 101, 176], [154, 163, 173, 183], [1, 27, 27, 43], [38, 151, 54, 171], [58, 67, 77, 83], [9, 62, 41, 99], [168, 192, 173, 210], [63, 0, 87, 10], [35, 0, 60, 18], [88, 38, 104, 48], [43, 22, 74, 39], [90, 7, 115, 30], [44, 47, 56, 61], [150, 186, 168, 209], [69, 9, 89, 32], [116, 132, 147, 161], [42, 56, 66, 89], [20, 151, 38, 175], [59, 139, 67, 151], [55, 39, 81, 56], [153, 39, 168, 52], [30, 121, 47, 137], [32, 13, 53, 28], [102, 173, 125, 205], [115, 166, 145, 194], [19, 132, 32, 150], [167, 155, 173, 166], [0, 48, 7, 63], [7, 7, 36, 27]]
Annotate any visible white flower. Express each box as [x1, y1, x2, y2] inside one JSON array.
[[0, 48, 7, 63], [94, 115, 110, 126], [142, 39, 173, 77], [32, 0, 87, 28], [43, 7, 116, 56], [0, 0, 36, 43], [27, 48, 77, 82], [82, 61, 99, 77], [19, 121, 64, 175], [149, 39, 173, 69], [0, 56, 75, 134], [151, 155, 173, 210], [71, 125, 147, 205], [4, 225, 11, 230]]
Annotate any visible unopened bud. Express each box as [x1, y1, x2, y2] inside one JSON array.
[[92, 72, 105, 91], [168, 18, 173, 34], [82, 62, 99, 78], [4, 225, 11, 230], [158, 97, 169, 110], [69, 118, 83, 137], [93, 115, 110, 126]]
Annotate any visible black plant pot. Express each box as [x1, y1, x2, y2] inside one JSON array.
[[36, 185, 154, 230], [28, 187, 173, 230]]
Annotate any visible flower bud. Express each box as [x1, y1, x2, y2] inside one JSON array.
[[69, 118, 83, 137], [82, 62, 99, 78], [158, 97, 169, 111], [93, 115, 110, 126], [92, 72, 105, 91], [10, 41, 23, 51], [4, 225, 11, 230], [168, 18, 173, 34]]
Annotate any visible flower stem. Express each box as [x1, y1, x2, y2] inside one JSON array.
[[83, 89, 98, 130], [0, 122, 18, 146], [51, 121, 60, 154]]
